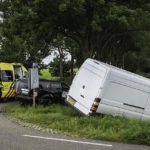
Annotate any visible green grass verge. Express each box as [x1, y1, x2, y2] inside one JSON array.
[[3, 104, 150, 145], [39, 68, 75, 85], [39, 69, 60, 80]]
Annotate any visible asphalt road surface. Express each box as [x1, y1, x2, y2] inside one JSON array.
[[0, 102, 150, 150]]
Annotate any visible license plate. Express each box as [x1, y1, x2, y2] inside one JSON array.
[[21, 89, 29, 95], [68, 98, 76, 105]]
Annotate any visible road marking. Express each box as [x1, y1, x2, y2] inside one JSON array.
[[23, 134, 112, 147]]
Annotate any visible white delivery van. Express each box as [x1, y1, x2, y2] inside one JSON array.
[[66, 58, 150, 120]]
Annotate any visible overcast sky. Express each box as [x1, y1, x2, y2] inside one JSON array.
[[42, 50, 71, 65], [0, 11, 3, 22]]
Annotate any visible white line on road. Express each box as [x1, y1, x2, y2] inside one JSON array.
[[23, 134, 112, 147]]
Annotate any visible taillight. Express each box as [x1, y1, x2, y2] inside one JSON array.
[[94, 98, 101, 102], [90, 98, 101, 113]]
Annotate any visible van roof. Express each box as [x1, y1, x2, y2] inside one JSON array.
[[87, 58, 150, 87], [0, 62, 25, 71]]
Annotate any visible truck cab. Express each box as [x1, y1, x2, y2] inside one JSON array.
[[0, 63, 28, 99]]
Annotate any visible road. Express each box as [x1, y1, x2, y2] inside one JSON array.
[[0, 102, 149, 150]]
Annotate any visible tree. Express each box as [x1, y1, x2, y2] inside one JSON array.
[[0, 0, 55, 67], [49, 57, 70, 77], [0, 0, 150, 73], [65, 37, 79, 77], [52, 0, 150, 67], [51, 34, 67, 77]]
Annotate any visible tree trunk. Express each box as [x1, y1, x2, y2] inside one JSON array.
[[58, 47, 63, 78], [81, 40, 91, 62], [71, 54, 74, 78]]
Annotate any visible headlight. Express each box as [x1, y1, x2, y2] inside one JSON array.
[[21, 88, 29, 95]]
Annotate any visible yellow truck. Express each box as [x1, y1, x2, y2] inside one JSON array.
[[0, 63, 28, 99]]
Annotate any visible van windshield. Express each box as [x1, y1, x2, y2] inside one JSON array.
[[0, 70, 13, 82]]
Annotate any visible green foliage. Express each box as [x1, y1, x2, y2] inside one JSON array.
[[49, 57, 70, 77], [39, 68, 73, 85], [137, 72, 150, 79], [0, 0, 150, 73], [39, 69, 59, 80], [4, 104, 150, 145], [0, 0, 53, 67]]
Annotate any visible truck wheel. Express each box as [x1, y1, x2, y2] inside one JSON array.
[[20, 100, 25, 106], [39, 95, 51, 107]]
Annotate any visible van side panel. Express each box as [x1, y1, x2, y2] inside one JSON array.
[[109, 72, 150, 93], [98, 72, 149, 119], [102, 82, 149, 108], [142, 96, 150, 120]]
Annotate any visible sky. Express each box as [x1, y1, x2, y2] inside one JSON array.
[[42, 50, 71, 65], [0, 11, 3, 22], [0, 11, 3, 18]]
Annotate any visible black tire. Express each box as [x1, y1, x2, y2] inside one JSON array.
[[38, 95, 52, 107], [20, 99, 25, 106]]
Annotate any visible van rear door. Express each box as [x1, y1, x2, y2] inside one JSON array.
[[67, 60, 107, 115]]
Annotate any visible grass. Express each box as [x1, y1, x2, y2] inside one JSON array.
[[3, 104, 150, 145], [39, 68, 77, 85], [39, 69, 60, 80]]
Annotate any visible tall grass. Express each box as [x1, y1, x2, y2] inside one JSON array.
[[39, 68, 75, 85], [39, 69, 60, 80], [4, 104, 150, 145]]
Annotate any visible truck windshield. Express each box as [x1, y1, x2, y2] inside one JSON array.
[[24, 71, 29, 78], [13, 66, 23, 79], [0, 70, 13, 82]]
